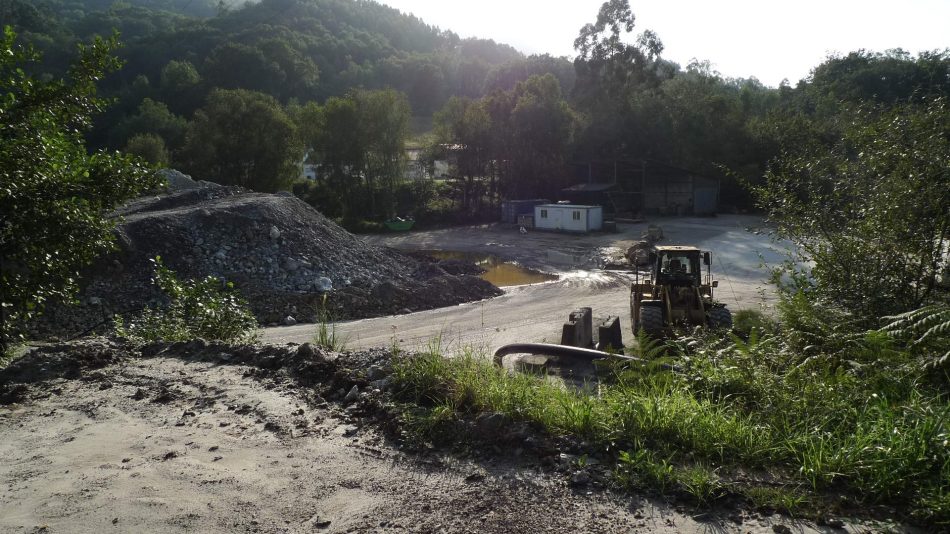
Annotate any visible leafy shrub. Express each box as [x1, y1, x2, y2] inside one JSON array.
[[115, 257, 258, 344], [731, 309, 774, 337]]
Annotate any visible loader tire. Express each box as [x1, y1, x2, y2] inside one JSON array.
[[638, 306, 664, 337], [708, 307, 733, 329]]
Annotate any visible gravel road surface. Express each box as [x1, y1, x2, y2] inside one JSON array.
[[263, 215, 790, 353]]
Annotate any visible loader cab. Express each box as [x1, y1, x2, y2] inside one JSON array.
[[651, 247, 704, 287]]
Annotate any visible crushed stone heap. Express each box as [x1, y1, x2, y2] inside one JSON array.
[[35, 177, 501, 338]]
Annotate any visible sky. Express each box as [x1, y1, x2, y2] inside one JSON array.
[[378, 0, 950, 87]]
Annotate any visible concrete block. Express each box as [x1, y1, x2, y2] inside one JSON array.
[[560, 307, 593, 348], [596, 316, 624, 353]]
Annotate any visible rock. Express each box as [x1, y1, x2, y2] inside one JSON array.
[[642, 224, 664, 243], [343, 385, 359, 403], [283, 315, 297, 326], [315, 276, 333, 292], [569, 471, 590, 486], [297, 343, 317, 360], [824, 518, 845, 529], [28, 182, 502, 339], [366, 365, 386, 381], [282, 257, 300, 272], [465, 471, 486, 483], [369, 378, 390, 391], [624, 240, 654, 266], [772, 525, 792, 534], [474, 412, 509, 435]]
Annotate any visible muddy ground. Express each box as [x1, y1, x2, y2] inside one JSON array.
[[264, 215, 791, 353], [1, 339, 888, 534]]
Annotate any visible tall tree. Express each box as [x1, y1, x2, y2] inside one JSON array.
[[356, 89, 410, 218], [434, 96, 492, 212], [179, 88, 303, 192], [507, 74, 576, 198]]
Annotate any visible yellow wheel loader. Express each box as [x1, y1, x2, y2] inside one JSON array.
[[630, 245, 732, 337]]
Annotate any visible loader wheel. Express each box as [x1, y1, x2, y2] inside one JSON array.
[[638, 306, 664, 337], [708, 307, 733, 329]]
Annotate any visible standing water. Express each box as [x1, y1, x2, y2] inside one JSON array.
[[422, 251, 557, 287]]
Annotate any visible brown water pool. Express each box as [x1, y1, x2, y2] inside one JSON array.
[[422, 250, 558, 287]]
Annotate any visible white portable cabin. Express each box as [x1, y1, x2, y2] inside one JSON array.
[[533, 204, 603, 232]]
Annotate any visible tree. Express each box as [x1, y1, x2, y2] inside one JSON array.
[[319, 95, 364, 219], [571, 0, 667, 162], [356, 89, 410, 218], [572, 0, 664, 105], [160, 59, 201, 93], [434, 96, 492, 212], [179, 88, 303, 192], [757, 97, 950, 320], [110, 97, 188, 150], [507, 74, 576, 198], [124, 133, 170, 166], [0, 27, 160, 351]]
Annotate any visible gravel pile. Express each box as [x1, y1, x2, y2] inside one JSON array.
[[33, 176, 501, 338]]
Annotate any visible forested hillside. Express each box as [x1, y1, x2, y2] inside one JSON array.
[[3, 0, 561, 133], [3, 0, 948, 220]]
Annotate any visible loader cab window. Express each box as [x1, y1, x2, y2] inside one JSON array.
[[661, 254, 692, 274], [658, 252, 701, 284]]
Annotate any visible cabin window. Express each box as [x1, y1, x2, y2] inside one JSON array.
[[572, 211, 581, 221], [540, 209, 548, 218]]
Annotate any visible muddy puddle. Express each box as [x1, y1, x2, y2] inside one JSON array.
[[423, 250, 558, 287]]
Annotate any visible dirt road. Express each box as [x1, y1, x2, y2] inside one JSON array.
[[263, 216, 790, 353]]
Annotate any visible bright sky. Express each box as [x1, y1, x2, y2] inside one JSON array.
[[378, 0, 950, 87]]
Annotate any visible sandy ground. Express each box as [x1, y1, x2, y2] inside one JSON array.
[[263, 215, 791, 353], [0, 343, 859, 534]]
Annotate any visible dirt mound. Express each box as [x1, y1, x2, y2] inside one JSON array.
[[33, 182, 501, 338]]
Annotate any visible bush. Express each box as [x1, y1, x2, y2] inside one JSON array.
[[756, 98, 950, 321], [115, 257, 258, 344], [731, 309, 774, 337]]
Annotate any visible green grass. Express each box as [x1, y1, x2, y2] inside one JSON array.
[[389, 326, 950, 525], [313, 314, 347, 352], [743, 486, 809, 514]]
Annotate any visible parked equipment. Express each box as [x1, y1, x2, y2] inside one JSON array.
[[630, 246, 731, 336]]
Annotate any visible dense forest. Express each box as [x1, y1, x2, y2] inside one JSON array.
[[3, 0, 949, 223]]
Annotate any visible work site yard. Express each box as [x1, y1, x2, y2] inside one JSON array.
[[263, 215, 786, 352], [1, 215, 938, 533]]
